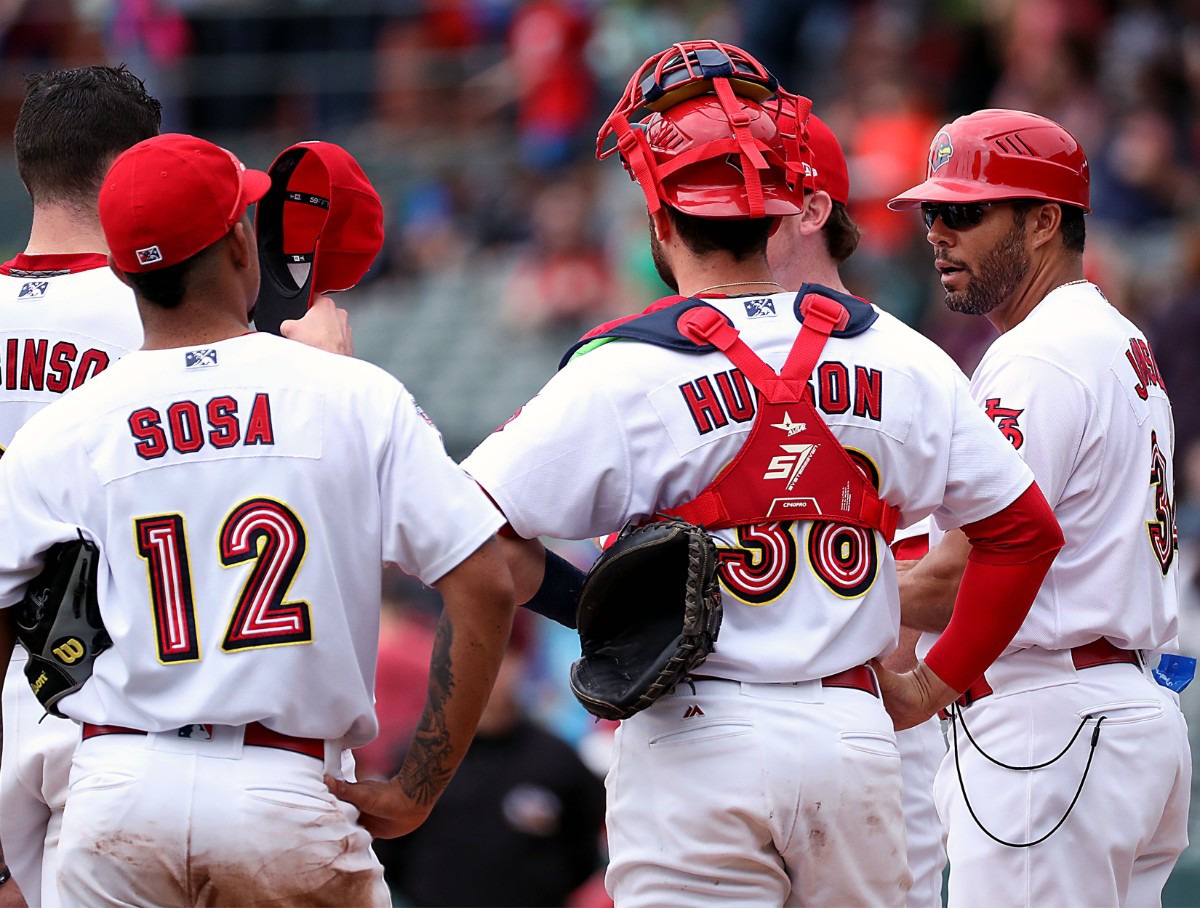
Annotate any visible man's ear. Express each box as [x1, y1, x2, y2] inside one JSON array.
[[649, 206, 673, 243], [228, 220, 253, 269], [798, 190, 834, 236], [107, 256, 134, 289], [1030, 203, 1063, 251]]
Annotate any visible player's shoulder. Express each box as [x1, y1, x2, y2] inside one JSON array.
[[231, 331, 391, 376], [0, 265, 141, 343], [860, 305, 969, 381], [986, 282, 1133, 373], [243, 334, 418, 414]]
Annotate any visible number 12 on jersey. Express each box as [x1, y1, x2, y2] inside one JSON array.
[[135, 498, 312, 664]]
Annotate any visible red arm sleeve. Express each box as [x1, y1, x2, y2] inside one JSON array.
[[891, 535, 930, 560], [923, 482, 1064, 692]]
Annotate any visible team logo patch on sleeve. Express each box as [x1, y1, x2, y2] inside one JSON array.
[[185, 349, 218, 369], [984, 397, 1024, 449], [136, 245, 164, 266], [18, 281, 49, 299], [744, 298, 777, 318]]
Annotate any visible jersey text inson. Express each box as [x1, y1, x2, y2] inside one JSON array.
[[2, 336, 113, 393]]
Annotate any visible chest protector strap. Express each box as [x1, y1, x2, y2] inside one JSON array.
[[663, 292, 899, 543]]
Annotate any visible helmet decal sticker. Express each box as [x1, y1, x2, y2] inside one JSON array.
[[930, 131, 953, 172]]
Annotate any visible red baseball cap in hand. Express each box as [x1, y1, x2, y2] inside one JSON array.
[[101, 133, 272, 273], [252, 140, 384, 335]]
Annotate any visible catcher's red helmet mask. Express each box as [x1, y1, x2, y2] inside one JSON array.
[[598, 40, 811, 219], [889, 108, 1090, 212]]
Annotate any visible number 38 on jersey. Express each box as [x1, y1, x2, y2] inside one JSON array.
[[717, 519, 880, 605]]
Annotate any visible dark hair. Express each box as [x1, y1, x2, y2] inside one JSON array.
[[15, 64, 162, 206], [1011, 199, 1086, 254], [1059, 205, 1086, 253], [121, 243, 218, 309], [666, 207, 774, 260], [821, 201, 862, 264]]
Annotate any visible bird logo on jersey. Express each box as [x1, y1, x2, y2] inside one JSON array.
[[930, 131, 954, 171]]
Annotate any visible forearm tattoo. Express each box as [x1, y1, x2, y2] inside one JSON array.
[[400, 613, 456, 805]]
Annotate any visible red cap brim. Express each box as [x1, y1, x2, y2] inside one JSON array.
[[244, 169, 272, 206], [889, 178, 1049, 210]]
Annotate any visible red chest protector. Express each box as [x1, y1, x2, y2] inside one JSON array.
[[566, 286, 899, 542]]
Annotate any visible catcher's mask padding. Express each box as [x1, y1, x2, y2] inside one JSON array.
[[596, 40, 811, 219]]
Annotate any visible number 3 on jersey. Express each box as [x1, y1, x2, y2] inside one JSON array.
[[135, 498, 312, 664]]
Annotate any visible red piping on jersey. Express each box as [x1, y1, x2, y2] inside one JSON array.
[[0, 252, 110, 275], [577, 295, 689, 342]]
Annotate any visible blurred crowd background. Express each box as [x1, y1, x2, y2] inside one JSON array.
[[3, 0, 1200, 905]]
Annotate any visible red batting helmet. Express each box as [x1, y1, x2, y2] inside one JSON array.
[[888, 109, 1090, 212], [597, 40, 811, 219]]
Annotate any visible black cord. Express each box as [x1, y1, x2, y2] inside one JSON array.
[[949, 707, 1107, 848], [953, 703, 1093, 770]]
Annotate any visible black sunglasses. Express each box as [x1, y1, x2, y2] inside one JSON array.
[[921, 201, 1002, 231]]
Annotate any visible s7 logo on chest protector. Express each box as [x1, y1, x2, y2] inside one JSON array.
[[984, 398, 1025, 449], [764, 443, 818, 490]]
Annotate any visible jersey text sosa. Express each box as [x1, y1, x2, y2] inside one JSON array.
[[128, 393, 275, 460]]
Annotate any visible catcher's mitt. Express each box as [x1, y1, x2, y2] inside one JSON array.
[[15, 534, 111, 718], [569, 517, 722, 721]]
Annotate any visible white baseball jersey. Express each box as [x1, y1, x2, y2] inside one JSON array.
[[464, 289, 1035, 682], [0, 252, 142, 908], [967, 280, 1178, 651], [927, 281, 1189, 908], [0, 252, 141, 449], [0, 332, 503, 749]]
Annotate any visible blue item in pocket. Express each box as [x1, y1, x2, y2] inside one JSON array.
[[1152, 654, 1197, 693]]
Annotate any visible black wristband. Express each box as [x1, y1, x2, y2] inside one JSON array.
[[0, 867, 11, 886], [521, 549, 585, 628]]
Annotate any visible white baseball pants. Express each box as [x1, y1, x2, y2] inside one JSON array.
[[0, 652, 76, 908], [56, 728, 390, 907], [604, 674, 911, 907], [897, 716, 947, 908], [936, 654, 1191, 908]]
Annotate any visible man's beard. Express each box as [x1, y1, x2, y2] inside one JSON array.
[[648, 216, 678, 293], [940, 215, 1029, 316]]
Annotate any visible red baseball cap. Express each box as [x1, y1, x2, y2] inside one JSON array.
[[257, 141, 384, 293], [101, 133, 271, 273], [806, 114, 850, 205], [251, 141, 385, 334]]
